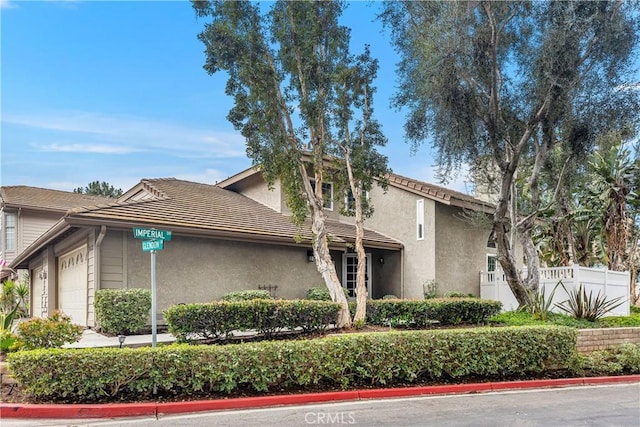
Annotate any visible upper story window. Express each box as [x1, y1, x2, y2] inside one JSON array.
[[4, 212, 16, 251], [344, 189, 369, 214], [416, 199, 424, 240], [310, 180, 333, 210], [487, 231, 496, 248]]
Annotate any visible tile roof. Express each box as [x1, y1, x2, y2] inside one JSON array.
[[387, 173, 494, 211], [67, 178, 402, 249], [1, 186, 115, 212]]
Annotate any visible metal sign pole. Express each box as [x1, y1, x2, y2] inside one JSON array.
[[151, 249, 157, 348]]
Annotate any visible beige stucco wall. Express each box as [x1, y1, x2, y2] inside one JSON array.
[[434, 204, 495, 296], [225, 173, 283, 213], [364, 185, 436, 299], [123, 235, 326, 321]]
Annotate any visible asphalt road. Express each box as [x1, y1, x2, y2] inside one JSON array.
[[4, 383, 640, 427]]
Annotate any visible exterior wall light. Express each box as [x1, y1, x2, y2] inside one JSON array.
[[379, 257, 385, 265]]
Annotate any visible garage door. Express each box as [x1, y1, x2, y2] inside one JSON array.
[[58, 246, 88, 326], [32, 266, 44, 318]]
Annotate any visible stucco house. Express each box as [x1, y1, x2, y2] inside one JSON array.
[[0, 186, 113, 302], [9, 168, 497, 328]]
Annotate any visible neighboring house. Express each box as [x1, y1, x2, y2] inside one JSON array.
[[0, 186, 114, 311], [9, 166, 499, 328]]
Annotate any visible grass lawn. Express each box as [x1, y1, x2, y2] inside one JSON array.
[[488, 306, 640, 328]]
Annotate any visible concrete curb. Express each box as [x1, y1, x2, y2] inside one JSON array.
[[2, 375, 639, 419]]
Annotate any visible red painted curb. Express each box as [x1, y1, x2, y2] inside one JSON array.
[[358, 382, 494, 399], [0, 402, 156, 419], [157, 391, 361, 415], [1, 376, 638, 419], [581, 375, 640, 384]]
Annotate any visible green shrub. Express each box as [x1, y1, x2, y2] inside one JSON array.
[[598, 312, 640, 328], [423, 280, 438, 298], [8, 326, 576, 403], [630, 305, 640, 315], [444, 292, 476, 298], [573, 343, 640, 376], [221, 290, 273, 301], [522, 282, 560, 321], [16, 311, 83, 350], [165, 299, 340, 342], [0, 330, 18, 352], [488, 311, 600, 328], [306, 287, 349, 301], [367, 298, 502, 327], [94, 288, 152, 335]]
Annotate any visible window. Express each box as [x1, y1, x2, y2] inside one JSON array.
[[487, 231, 496, 248], [4, 213, 16, 251], [310, 180, 333, 210], [487, 255, 497, 272], [416, 199, 424, 240], [344, 189, 369, 214]]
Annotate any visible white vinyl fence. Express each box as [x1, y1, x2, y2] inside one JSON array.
[[480, 264, 630, 316]]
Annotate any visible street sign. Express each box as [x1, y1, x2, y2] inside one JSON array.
[[133, 227, 172, 241], [142, 240, 164, 252]]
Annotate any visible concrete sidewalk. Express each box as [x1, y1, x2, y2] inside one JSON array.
[[63, 329, 176, 349]]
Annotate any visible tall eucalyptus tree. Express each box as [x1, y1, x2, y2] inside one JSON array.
[[194, 1, 389, 326], [382, 0, 640, 306]]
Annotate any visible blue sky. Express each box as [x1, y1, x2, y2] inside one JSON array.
[[2, 0, 463, 194]]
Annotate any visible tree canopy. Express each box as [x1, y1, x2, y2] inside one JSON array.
[[382, 0, 640, 306], [73, 181, 123, 198], [194, 0, 389, 326]]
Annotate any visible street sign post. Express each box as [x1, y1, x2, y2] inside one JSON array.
[[142, 239, 164, 252], [133, 227, 172, 241], [133, 227, 172, 352]]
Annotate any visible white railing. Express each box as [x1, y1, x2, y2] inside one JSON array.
[[480, 264, 630, 316]]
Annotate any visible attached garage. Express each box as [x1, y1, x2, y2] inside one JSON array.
[[57, 245, 88, 326], [31, 266, 45, 318]]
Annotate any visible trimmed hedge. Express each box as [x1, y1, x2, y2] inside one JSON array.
[[95, 289, 152, 335], [221, 290, 273, 301], [7, 326, 577, 403], [366, 298, 502, 327], [164, 299, 341, 342], [306, 286, 350, 301]]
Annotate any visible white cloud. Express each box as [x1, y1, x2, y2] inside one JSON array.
[[37, 143, 142, 154], [3, 110, 246, 158], [0, 0, 16, 9]]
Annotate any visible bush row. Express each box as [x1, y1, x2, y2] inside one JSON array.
[[164, 299, 341, 342], [365, 298, 502, 327], [7, 326, 577, 403]]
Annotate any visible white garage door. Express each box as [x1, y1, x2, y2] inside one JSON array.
[[32, 266, 44, 318], [58, 245, 88, 326]]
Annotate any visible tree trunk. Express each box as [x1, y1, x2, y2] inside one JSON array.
[[310, 207, 352, 328], [493, 164, 533, 307], [352, 199, 367, 324]]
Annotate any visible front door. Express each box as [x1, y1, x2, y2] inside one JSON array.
[[342, 253, 371, 298]]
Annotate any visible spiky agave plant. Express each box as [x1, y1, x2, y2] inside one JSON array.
[[555, 282, 626, 322]]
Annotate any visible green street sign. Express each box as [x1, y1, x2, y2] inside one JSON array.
[[142, 240, 164, 252], [133, 227, 172, 241]]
